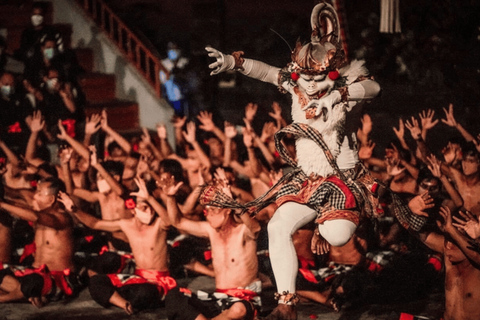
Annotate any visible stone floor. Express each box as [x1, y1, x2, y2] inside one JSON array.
[[0, 275, 444, 320]]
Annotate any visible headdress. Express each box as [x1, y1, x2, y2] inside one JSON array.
[[290, 2, 347, 75]]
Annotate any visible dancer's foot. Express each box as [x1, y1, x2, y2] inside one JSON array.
[[259, 304, 296, 320]]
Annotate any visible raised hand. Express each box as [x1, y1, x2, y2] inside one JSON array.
[[89, 145, 98, 167], [182, 121, 197, 144], [57, 191, 75, 212], [392, 118, 405, 141], [405, 116, 422, 140], [141, 127, 152, 145], [224, 122, 237, 139], [156, 123, 167, 139], [242, 127, 255, 149], [171, 115, 187, 129], [85, 113, 102, 135], [358, 140, 376, 160], [419, 109, 438, 132], [408, 191, 434, 217], [244, 103, 258, 122], [131, 177, 149, 200], [57, 119, 69, 140], [452, 210, 480, 239], [100, 109, 109, 130], [260, 121, 276, 143], [360, 114, 373, 137], [58, 146, 73, 165], [441, 103, 457, 127], [438, 205, 455, 234], [268, 101, 283, 121], [197, 111, 216, 132], [426, 154, 442, 178], [205, 46, 237, 75], [29, 110, 45, 133]]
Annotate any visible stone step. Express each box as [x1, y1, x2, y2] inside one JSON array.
[[78, 72, 116, 102]]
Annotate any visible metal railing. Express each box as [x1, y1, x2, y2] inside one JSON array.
[[75, 0, 168, 99]]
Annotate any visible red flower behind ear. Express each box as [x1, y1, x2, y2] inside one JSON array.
[[328, 70, 339, 80], [125, 198, 136, 209], [291, 72, 300, 81]]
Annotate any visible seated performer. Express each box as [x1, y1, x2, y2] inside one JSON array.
[[164, 168, 262, 320], [59, 177, 175, 314], [0, 177, 79, 307]]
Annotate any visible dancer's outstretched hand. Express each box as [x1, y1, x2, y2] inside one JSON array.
[[206, 46, 235, 75]]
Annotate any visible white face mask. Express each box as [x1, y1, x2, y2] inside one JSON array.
[[97, 179, 111, 194], [43, 47, 55, 60], [135, 207, 153, 224], [31, 14, 44, 27], [1, 85, 13, 98]]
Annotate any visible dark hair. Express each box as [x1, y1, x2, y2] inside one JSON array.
[[102, 160, 124, 178], [416, 167, 440, 185], [107, 141, 123, 155], [159, 159, 184, 182], [39, 177, 64, 198], [462, 142, 479, 159]]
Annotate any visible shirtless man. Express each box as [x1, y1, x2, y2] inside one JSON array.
[[0, 177, 77, 307], [417, 205, 480, 320], [164, 170, 262, 320], [59, 177, 175, 314], [446, 146, 480, 215], [72, 146, 132, 253]]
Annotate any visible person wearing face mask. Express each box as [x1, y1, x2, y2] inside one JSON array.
[[0, 71, 30, 152], [15, 2, 64, 63], [69, 148, 132, 257], [159, 42, 190, 117], [23, 33, 83, 90], [59, 177, 175, 315], [33, 66, 86, 139]]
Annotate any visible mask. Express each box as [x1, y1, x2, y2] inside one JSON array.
[[167, 49, 179, 61], [1, 85, 13, 98], [46, 78, 58, 90], [97, 179, 111, 193], [135, 207, 153, 224], [43, 47, 55, 60], [31, 14, 44, 27]]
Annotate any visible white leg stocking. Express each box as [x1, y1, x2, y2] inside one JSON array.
[[267, 202, 317, 294]]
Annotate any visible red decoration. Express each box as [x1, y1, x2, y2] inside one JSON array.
[[328, 70, 339, 80], [125, 198, 136, 209], [291, 72, 300, 81]]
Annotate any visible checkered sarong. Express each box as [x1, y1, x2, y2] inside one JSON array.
[[201, 123, 426, 231]]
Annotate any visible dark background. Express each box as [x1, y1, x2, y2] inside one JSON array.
[[106, 0, 480, 154]]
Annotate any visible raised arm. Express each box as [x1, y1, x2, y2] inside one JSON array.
[[100, 109, 132, 154], [25, 110, 46, 165], [157, 123, 173, 157], [162, 178, 209, 238], [130, 177, 170, 228], [183, 121, 211, 171], [83, 113, 102, 146], [58, 191, 122, 232], [57, 120, 91, 161], [89, 145, 124, 196], [442, 103, 476, 143], [197, 111, 226, 143], [206, 46, 280, 85]]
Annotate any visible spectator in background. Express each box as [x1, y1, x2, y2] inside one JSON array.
[[159, 42, 189, 117], [15, 2, 63, 63], [0, 71, 30, 152]]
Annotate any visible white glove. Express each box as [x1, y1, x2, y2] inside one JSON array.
[[205, 46, 236, 76]]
